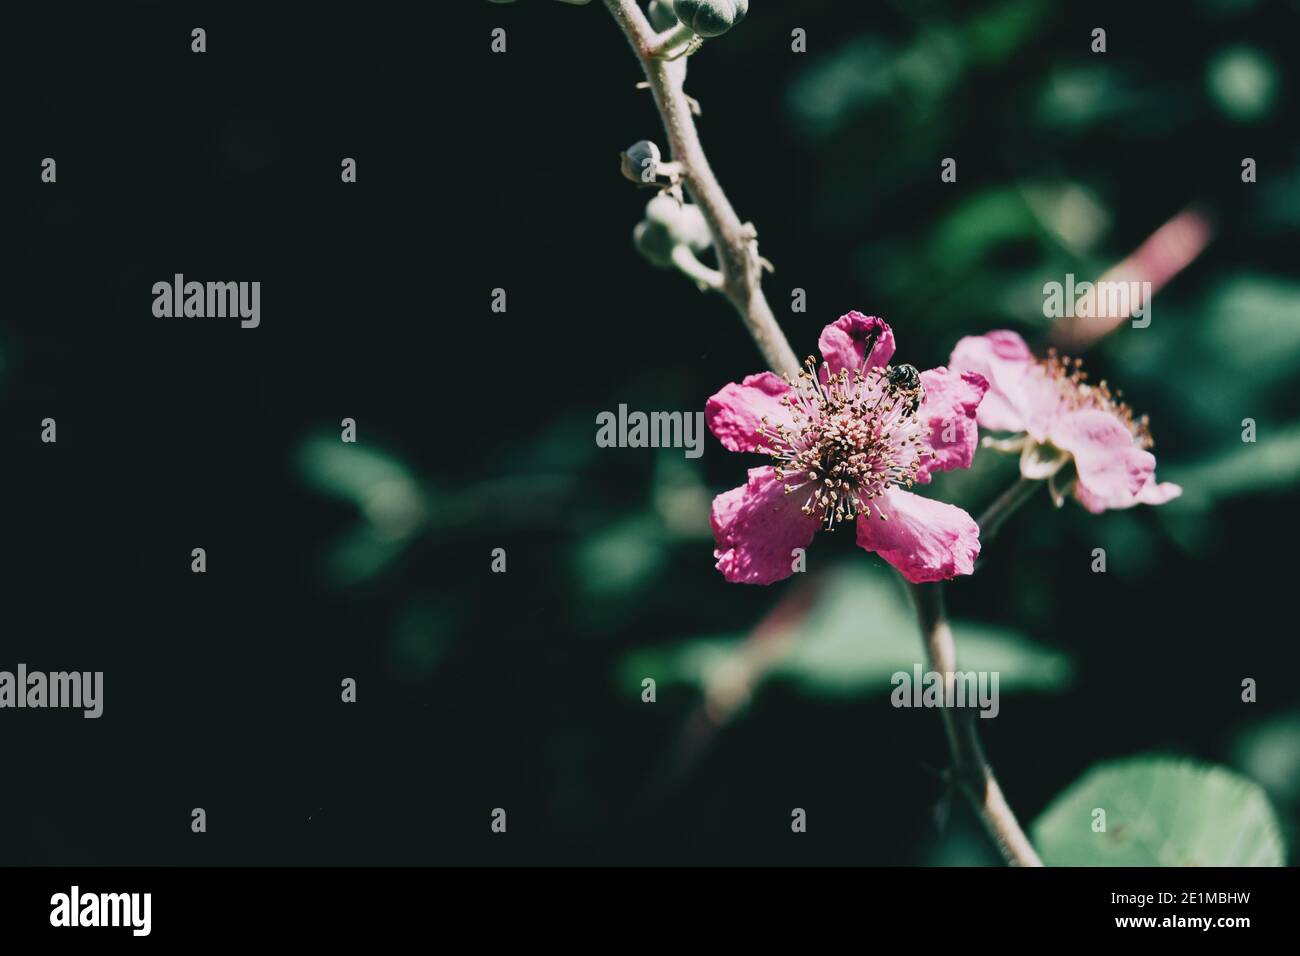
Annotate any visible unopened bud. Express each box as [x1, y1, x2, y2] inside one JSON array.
[[672, 0, 748, 38], [647, 0, 679, 31], [620, 140, 662, 184], [644, 194, 710, 250], [634, 195, 711, 267]]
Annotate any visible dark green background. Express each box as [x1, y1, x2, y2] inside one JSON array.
[[1, 0, 1297, 864]]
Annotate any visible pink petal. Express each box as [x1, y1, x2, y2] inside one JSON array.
[[706, 372, 795, 454], [855, 487, 981, 583], [915, 367, 989, 483], [1080, 476, 1183, 511], [949, 331, 1060, 439], [817, 311, 895, 377], [1049, 409, 1155, 514], [1137, 480, 1182, 506], [711, 466, 821, 585]]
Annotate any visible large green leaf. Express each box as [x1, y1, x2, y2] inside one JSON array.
[[774, 564, 1071, 695], [1032, 755, 1286, 866], [619, 563, 1072, 698]]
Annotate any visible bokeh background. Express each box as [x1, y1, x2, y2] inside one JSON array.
[[2, 0, 1298, 864]]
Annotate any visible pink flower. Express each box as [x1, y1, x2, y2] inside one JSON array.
[[706, 312, 989, 585], [948, 330, 1182, 513]]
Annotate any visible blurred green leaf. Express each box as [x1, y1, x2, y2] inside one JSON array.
[[1229, 710, 1300, 810], [785, 36, 895, 139], [964, 0, 1047, 64], [619, 563, 1072, 698], [776, 564, 1073, 695], [1259, 162, 1300, 229], [1164, 422, 1300, 510], [1206, 45, 1278, 122], [1032, 755, 1286, 865], [924, 188, 1040, 274], [1116, 273, 1300, 508], [652, 453, 712, 541], [1197, 276, 1300, 385], [925, 820, 1003, 866], [323, 523, 411, 587], [786, 0, 1045, 139], [297, 436, 431, 584], [297, 436, 429, 536], [574, 514, 669, 599], [619, 633, 739, 695], [1036, 66, 1156, 131]]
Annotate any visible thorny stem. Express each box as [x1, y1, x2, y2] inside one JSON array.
[[646, 22, 697, 59], [669, 244, 725, 291], [604, 0, 800, 378], [908, 583, 1044, 867], [603, 0, 1041, 866]]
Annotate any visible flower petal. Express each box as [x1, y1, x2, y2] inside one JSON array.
[[1049, 408, 1155, 514], [1080, 476, 1183, 511], [706, 372, 795, 454], [915, 367, 989, 482], [855, 487, 981, 583], [1137, 480, 1182, 506], [949, 330, 1060, 439], [711, 466, 820, 585], [817, 311, 895, 377]]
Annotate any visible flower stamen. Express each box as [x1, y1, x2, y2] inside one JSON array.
[[758, 357, 927, 531], [1041, 349, 1153, 449]]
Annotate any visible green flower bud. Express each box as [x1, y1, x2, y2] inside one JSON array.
[[671, 0, 748, 38], [634, 196, 711, 267], [647, 0, 679, 32], [620, 140, 662, 184], [644, 195, 710, 251], [633, 220, 675, 268]]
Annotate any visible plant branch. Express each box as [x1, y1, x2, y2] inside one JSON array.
[[604, 0, 1041, 867], [604, 0, 800, 378], [976, 475, 1042, 545], [646, 23, 697, 59], [908, 582, 1044, 867], [670, 244, 725, 291]]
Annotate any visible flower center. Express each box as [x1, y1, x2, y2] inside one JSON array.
[[758, 356, 932, 530], [1040, 350, 1153, 449]]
